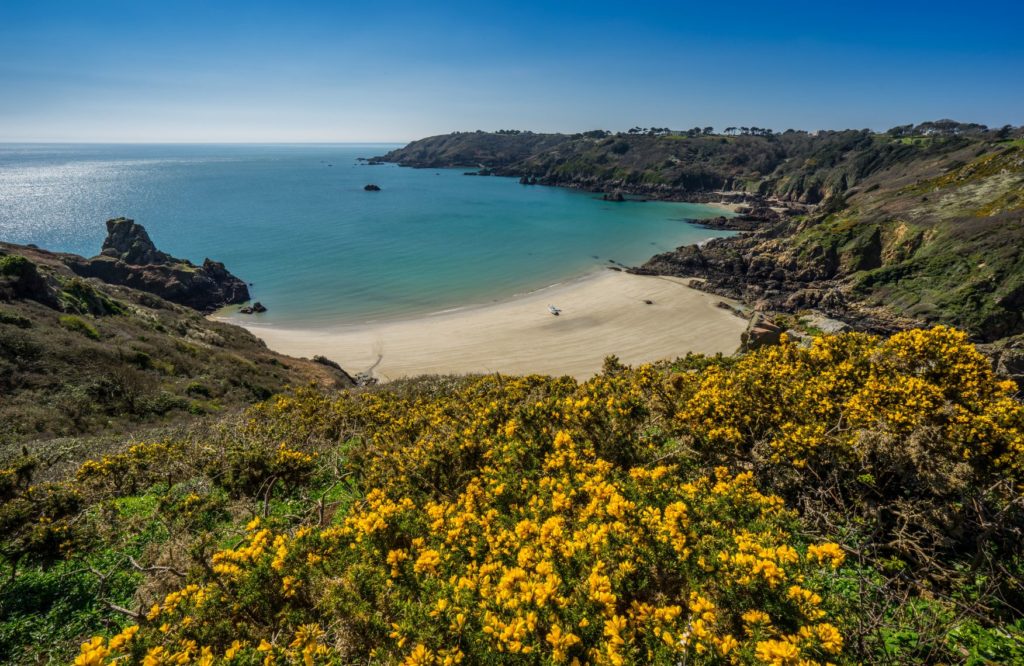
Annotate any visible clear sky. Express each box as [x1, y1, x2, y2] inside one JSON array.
[[1, 0, 1022, 142]]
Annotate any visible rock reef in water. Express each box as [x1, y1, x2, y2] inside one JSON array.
[[364, 184, 381, 191], [66, 218, 250, 313]]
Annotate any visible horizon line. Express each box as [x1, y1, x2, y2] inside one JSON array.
[[0, 140, 412, 145]]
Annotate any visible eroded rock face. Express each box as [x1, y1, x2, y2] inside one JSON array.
[[100, 217, 171, 265], [0, 253, 61, 308], [979, 334, 1024, 389], [66, 218, 250, 313]]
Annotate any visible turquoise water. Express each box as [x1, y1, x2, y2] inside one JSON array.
[[0, 144, 731, 326]]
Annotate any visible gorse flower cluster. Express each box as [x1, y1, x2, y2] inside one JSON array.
[[48, 327, 1023, 664], [678, 327, 1022, 473], [112, 448, 843, 664]]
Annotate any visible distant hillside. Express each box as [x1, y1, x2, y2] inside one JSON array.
[[380, 123, 1015, 202], [381, 124, 1024, 354], [0, 224, 354, 449]]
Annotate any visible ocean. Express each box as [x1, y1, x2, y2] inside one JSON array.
[[0, 143, 732, 326]]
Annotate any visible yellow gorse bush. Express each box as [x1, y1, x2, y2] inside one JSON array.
[[678, 326, 1022, 473], [69, 327, 1022, 664]]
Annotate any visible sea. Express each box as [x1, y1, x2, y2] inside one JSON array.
[[0, 144, 732, 327]]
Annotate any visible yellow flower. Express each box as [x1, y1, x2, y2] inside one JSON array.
[[403, 643, 435, 665], [755, 638, 801, 665], [414, 549, 442, 574], [74, 637, 108, 666], [807, 542, 845, 568]]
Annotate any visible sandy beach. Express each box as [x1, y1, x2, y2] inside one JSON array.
[[228, 271, 748, 381]]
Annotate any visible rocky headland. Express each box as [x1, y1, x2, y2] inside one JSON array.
[[378, 123, 1024, 383], [0, 223, 354, 443], [64, 218, 250, 313]]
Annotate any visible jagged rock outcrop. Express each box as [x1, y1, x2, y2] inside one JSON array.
[[100, 217, 172, 265], [0, 252, 61, 308], [66, 218, 250, 313], [979, 334, 1024, 389]]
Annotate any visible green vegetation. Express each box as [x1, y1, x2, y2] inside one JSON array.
[[0, 254, 31, 277], [58, 315, 100, 340], [2, 327, 1021, 664], [59, 278, 127, 316], [0, 244, 349, 448]]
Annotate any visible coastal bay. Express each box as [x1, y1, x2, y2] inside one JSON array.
[[228, 270, 747, 380], [0, 144, 734, 327]]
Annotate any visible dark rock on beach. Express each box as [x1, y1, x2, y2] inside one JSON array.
[[691, 213, 776, 231], [66, 217, 250, 313]]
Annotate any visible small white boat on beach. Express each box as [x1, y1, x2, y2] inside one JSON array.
[[548, 304, 562, 316]]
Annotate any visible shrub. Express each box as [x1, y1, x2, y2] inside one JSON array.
[[0, 254, 31, 277], [33, 327, 1022, 664], [0, 309, 32, 328], [58, 315, 100, 340]]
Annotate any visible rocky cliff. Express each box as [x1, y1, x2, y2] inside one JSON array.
[[635, 141, 1024, 346], [65, 218, 250, 312]]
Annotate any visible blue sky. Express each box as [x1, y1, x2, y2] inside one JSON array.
[[1, 0, 1022, 142]]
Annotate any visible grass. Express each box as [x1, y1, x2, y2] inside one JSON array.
[[58, 315, 100, 340], [1, 246, 351, 449]]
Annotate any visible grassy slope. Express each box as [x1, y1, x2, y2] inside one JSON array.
[[0, 243, 352, 461], [2, 329, 1022, 664], [802, 141, 1024, 338]]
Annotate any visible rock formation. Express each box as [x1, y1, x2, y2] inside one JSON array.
[[66, 218, 250, 313]]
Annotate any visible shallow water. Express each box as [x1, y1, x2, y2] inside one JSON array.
[[0, 144, 731, 326]]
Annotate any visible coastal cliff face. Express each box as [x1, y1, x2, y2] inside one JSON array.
[[381, 125, 1024, 354], [379, 127, 978, 204], [65, 218, 250, 313], [637, 141, 1024, 345]]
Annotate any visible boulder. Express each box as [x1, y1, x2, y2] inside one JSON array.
[[740, 317, 783, 351], [603, 191, 625, 202], [252, 302, 267, 313], [979, 334, 1024, 390], [364, 184, 381, 191], [800, 311, 851, 334]]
